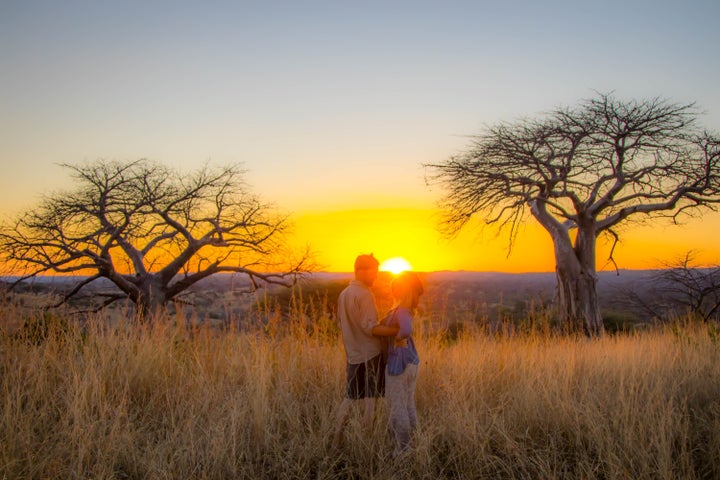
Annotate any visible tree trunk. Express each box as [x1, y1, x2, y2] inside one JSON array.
[[135, 275, 168, 322], [530, 201, 604, 336], [555, 260, 603, 336], [554, 225, 604, 337]]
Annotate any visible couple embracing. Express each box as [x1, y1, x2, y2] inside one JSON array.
[[332, 254, 424, 456]]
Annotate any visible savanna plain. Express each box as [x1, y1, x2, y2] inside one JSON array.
[[2, 278, 720, 480]]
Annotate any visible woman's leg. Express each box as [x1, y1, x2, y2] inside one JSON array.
[[386, 368, 412, 454], [405, 363, 418, 434]]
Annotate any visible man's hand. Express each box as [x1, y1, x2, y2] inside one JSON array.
[[393, 337, 408, 348]]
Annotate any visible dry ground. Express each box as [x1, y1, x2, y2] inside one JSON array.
[[2, 299, 720, 479]]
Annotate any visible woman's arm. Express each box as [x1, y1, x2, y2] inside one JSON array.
[[395, 309, 413, 340]]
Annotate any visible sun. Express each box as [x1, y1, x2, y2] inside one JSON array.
[[379, 257, 413, 275]]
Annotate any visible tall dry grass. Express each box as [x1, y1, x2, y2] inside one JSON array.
[[2, 296, 720, 479]]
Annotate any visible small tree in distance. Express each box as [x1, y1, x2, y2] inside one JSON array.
[[654, 252, 720, 323], [0, 159, 308, 320], [427, 93, 720, 336]]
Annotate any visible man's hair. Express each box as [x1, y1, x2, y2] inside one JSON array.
[[391, 271, 424, 297], [354, 253, 379, 271]]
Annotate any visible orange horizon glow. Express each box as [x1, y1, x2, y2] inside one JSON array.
[[290, 207, 720, 273], [3, 206, 720, 276]]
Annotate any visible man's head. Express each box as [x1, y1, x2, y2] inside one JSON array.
[[354, 253, 380, 287]]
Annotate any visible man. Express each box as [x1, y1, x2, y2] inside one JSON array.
[[332, 253, 398, 449]]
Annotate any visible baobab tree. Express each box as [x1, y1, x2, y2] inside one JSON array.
[[0, 159, 307, 320], [427, 93, 720, 336]]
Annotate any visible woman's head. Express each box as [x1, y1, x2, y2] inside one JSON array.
[[391, 271, 424, 309]]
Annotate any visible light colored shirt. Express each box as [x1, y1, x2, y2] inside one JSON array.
[[337, 279, 382, 364]]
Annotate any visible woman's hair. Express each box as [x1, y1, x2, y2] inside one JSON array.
[[391, 271, 424, 298]]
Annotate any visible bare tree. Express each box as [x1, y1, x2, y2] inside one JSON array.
[[654, 252, 720, 322], [427, 93, 720, 336], [0, 159, 308, 320]]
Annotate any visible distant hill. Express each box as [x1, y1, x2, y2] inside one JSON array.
[[2, 270, 667, 327]]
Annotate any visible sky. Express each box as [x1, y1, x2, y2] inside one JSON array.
[[1, 0, 719, 273]]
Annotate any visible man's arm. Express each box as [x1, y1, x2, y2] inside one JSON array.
[[356, 290, 386, 336], [371, 324, 400, 337]]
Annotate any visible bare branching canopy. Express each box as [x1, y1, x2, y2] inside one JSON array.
[[427, 93, 720, 335], [0, 159, 307, 317], [429, 94, 720, 244]]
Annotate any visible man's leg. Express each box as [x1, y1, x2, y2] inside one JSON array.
[[332, 398, 353, 449], [334, 360, 364, 449], [362, 354, 384, 431], [362, 397, 376, 431]]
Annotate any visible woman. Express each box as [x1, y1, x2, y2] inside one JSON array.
[[383, 271, 423, 456]]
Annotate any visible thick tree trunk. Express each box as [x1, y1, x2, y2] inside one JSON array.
[[555, 260, 603, 336], [530, 201, 604, 336], [135, 275, 169, 322], [554, 225, 604, 336]]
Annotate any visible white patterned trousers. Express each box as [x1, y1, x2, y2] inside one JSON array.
[[385, 363, 418, 454]]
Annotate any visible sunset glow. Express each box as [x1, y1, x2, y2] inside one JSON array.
[[379, 257, 413, 275], [290, 207, 720, 273], [1, 3, 719, 275]]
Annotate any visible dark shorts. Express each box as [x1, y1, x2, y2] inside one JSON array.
[[346, 354, 386, 399]]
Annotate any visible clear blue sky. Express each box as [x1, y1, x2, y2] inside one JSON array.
[[2, 0, 719, 219], [0, 0, 720, 207]]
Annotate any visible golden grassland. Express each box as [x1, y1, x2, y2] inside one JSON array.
[[2, 297, 720, 480]]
